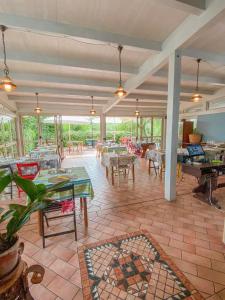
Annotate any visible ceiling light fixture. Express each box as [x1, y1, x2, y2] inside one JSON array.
[[135, 98, 140, 116], [34, 92, 42, 114], [0, 25, 16, 92], [114, 45, 127, 98], [191, 58, 202, 103], [90, 96, 96, 115]]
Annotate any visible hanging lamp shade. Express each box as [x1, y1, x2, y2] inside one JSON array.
[[114, 45, 127, 98], [135, 98, 140, 116], [0, 75, 16, 92], [191, 58, 202, 102], [0, 25, 16, 92], [34, 92, 42, 114], [90, 96, 96, 115]]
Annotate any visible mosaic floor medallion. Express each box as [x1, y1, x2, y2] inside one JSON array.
[[78, 230, 204, 300]]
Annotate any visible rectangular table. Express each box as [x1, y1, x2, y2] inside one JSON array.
[[102, 153, 137, 185], [145, 149, 188, 179], [102, 145, 127, 154], [0, 154, 60, 171], [34, 167, 94, 234]]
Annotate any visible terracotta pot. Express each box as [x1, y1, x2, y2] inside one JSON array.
[[189, 134, 202, 144], [0, 236, 24, 280]]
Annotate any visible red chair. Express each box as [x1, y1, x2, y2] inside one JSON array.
[[16, 162, 40, 197]]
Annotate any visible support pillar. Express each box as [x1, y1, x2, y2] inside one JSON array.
[[100, 114, 106, 142], [15, 114, 24, 157], [161, 116, 167, 150], [165, 50, 181, 201]]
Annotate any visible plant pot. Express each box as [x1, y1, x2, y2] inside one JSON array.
[[189, 134, 202, 144], [0, 236, 24, 280]]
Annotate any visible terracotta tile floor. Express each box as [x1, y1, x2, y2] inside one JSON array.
[[1, 150, 225, 300]]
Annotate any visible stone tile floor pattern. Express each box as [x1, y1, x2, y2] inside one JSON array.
[[0, 150, 225, 299], [78, 230, 203, 299]]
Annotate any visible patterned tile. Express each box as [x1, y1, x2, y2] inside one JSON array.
[[78, 230, 204, 300]]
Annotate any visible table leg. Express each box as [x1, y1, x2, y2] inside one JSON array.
[[159, 162, 164, 180], [132, 164, 135, 182], [148, 160, 151, 175], [83, 197, 88, 227], [111, 166, 114, 185], [38, 210, 43, 236], [80, 197, 83, 211]]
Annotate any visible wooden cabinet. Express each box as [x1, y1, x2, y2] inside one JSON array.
[[179, 120, 193, 147]]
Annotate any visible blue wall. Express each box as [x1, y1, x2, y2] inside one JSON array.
[[197, 112, 225, 142]]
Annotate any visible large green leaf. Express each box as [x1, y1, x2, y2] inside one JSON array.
[[0, 173, 12, 193], [8, 204, 27, 215], [0, 209, 13, 224], [0, 172, 71, 240], [13, 174, 38, 202]]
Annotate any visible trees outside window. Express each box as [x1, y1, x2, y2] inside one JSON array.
[[0, 115, 17, 157]]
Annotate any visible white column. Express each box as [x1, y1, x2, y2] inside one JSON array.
[[161, 116, 167, 150], [165, 50, 181, 201], [100, 114, 106, 142]]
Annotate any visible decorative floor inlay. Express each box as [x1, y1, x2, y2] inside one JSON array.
[[78, 230, 204, 300]]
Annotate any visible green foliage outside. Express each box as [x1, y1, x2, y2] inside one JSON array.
[[22, 116, 39, 153], [0, 116, 17, 157], [62, 122, 100, 146], [21, 116, 163, 153], [106, 118, 137, 143]]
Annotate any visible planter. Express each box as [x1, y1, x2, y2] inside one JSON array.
[[0, 236, 24, 280], [189, 134, 202, 144]]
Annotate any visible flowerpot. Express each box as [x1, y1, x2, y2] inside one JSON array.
[[0, 236, 24, 280], [189, 134, 202, 144]]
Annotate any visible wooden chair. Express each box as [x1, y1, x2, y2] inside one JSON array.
[[147, 150, 159, 176], [111, 156, 135, 185], [16, 162, 40, 197], [40, 184, 77, 248]]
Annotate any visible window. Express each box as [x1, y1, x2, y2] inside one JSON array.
[[142, 117, 163, 145], [0, 115, 17, 158], [106, 117, 137, 142], [22, 116, 38, 154]]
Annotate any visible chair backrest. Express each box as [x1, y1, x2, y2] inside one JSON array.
[[16, 162, 40, 179], [0, 164, 13, 175], [117, 156, 133, 167], [148, 150, 158, 162]]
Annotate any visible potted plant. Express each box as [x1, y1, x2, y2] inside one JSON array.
[[0, 170, 66, 281], [189, 129, 203, 144]]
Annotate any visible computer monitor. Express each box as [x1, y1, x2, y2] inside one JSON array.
[[187, 144, 205, 157]]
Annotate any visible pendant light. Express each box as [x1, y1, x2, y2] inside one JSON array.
[[90, 96, 96, 115], [114, 45, 127, 98], [191, 58, 202, 102], [34, 92, 42, 114], [0, 25, 16, 92], [135, 98, 140, 116]]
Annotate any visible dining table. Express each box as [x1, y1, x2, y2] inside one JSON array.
[[96, 143, 128, 157], [0, 154, 60, 171], [30, 147, 57, 158], [145, 148, 188, 179], [33, 166, 94, 235], [101, 145, 127, 154], [101, 152, 137, 184]]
